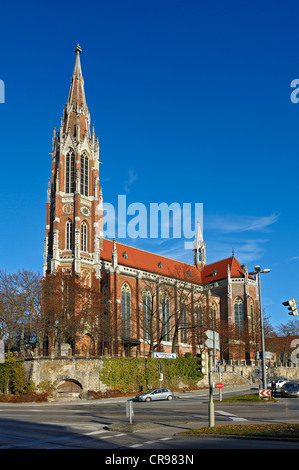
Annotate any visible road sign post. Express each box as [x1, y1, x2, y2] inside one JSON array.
[[217, 366, 223, 401], [205, 330, 219, 372], [208, 349, 214, 427], [216, 382, 223, 401], [126, 400, 134, 424]]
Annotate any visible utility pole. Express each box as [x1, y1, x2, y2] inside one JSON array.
[[208, 349, 215, 427], [249, 265, 270, 390]]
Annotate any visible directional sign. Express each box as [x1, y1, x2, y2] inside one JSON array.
[[153, 352, 177, 359], [205, 330, 219, 350], [259, 389, 271, 398], [216, 383, 223, 389]]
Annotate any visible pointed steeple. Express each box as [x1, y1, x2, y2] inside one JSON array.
[[193, 220, 206, 267], [45, 45, 101, 277], [62, 44, 91, 140]]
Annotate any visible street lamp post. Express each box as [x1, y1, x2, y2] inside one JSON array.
[[249, 265, 270, 390]]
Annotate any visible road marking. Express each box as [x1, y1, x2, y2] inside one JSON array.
[[130, 437, 173, 448], [216, 410, 247, 421], [84, 430, 108, 436]]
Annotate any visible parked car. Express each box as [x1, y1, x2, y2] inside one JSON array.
[[274, 378, 289, 389], [136, 388, 174, 402], [281, 382, 299, 398], [267, 378, 289, 390]]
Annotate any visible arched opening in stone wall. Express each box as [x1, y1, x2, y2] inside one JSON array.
[[56, 380, 83, 399]]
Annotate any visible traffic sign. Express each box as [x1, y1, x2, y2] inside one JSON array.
[[153, 352, 177, 359], [216, 382, 223, 389], [205, 330, 219, 350], [259, 389, 271, 398]]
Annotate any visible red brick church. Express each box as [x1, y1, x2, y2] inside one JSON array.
[[43, 45, 261, 363]]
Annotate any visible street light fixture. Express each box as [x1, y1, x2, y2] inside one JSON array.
[[249, 265, 270, 390]]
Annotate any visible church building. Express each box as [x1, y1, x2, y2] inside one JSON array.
[[43, 46, 261, 363]]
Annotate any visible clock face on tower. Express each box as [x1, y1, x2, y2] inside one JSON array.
[[80, 206, 91, 217]]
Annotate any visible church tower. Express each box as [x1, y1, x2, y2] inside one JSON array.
[[43, 45, 103, 282]]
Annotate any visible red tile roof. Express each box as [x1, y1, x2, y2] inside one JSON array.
[[101, 238, 246, 285], [201, 256, 246, 283]]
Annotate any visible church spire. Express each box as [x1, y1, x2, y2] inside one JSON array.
[[62, 44, 90, 140], [193, 220, 206, 267]]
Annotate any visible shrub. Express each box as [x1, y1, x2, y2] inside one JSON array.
[[38, 380, 57, 394], [0, 353, 36, 395], [0, 392, 49, 403], [100, 356, 203, 392]]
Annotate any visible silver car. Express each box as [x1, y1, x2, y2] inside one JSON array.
[[267, 378, 289, 390], [136, 388, 174, 402]]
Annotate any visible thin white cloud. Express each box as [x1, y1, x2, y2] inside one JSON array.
[[124, 169, 138, 193], [205, 212, 279, 233], [205, 238, 269, 264]]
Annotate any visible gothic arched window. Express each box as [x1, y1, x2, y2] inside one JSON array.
[[180, 297, 187, 343], [250, 298, 255, 334], [121, 283, 131, 338], [65, 150, 74, 193], [81, 222, 88, 252], [66, 219, 73, 250], [80, 153, 89, 196], [234, 297, 244, 330], [162, 292, 170, 341], [142, 289, 152, 341], [195, 300, 203, 329]]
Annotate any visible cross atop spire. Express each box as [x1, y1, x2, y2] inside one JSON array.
[[72, 44, 83, 81], [75, 44, 82, 54]]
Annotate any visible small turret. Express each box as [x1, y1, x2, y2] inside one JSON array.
[[193, 220, 206, 267]]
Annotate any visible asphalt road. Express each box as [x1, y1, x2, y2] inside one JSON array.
[[1, 385, 299, 451]]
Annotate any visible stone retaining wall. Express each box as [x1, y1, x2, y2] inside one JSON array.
[[23, 357, 107, 392], [22, 357, 299, 397]]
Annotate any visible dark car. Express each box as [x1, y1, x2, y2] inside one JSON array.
[[281, 382, 299, 398], [135, 388, 174, 402]]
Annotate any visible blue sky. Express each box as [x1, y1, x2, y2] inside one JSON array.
[[0, 0, 299, 328]]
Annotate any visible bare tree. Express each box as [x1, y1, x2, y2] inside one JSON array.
[[131, 264, 209, 355], [41, 271, 102, 354], [0, 269, 42, 353], [169, 264, 205, 353]]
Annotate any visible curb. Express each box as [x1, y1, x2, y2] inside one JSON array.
[[174, 432, 299, 442]]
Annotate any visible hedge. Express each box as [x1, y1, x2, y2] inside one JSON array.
[[100, 356, 203, 392]]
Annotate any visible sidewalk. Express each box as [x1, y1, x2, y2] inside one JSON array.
[[0, 383, 255, 407]]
